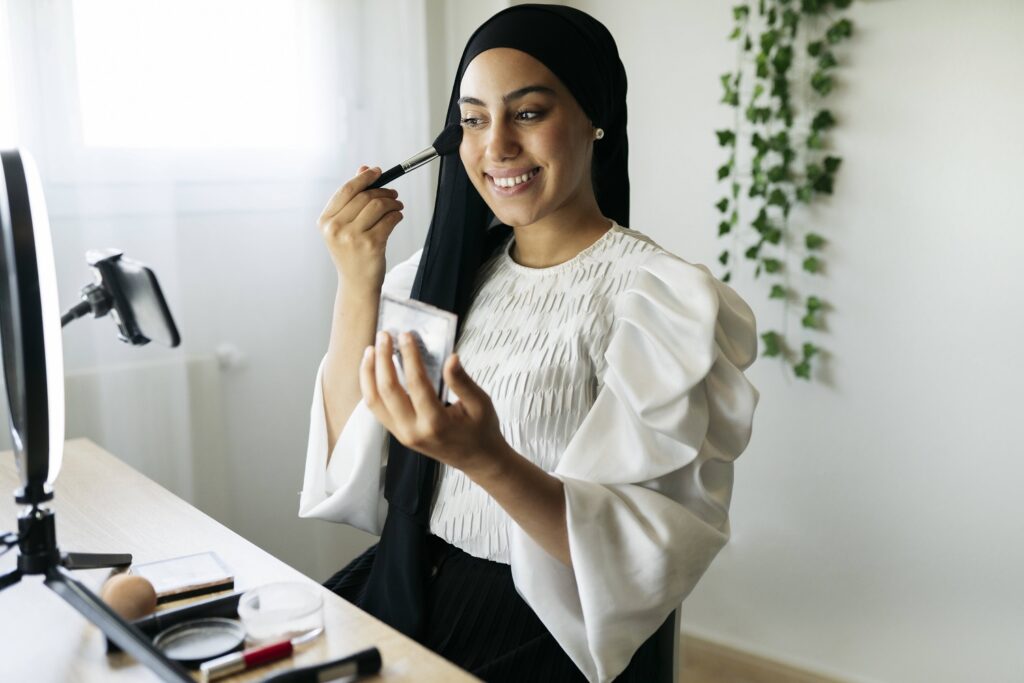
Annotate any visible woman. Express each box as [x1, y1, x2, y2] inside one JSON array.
[[299, 5, 759, 682]]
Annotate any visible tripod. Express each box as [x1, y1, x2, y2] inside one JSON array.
[[0, 488, 192, 681]]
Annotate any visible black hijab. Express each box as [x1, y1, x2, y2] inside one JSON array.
[[357, 4, 629, 640]]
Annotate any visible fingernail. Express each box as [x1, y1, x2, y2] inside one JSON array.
[[399, 331, 411, 345], [376, 331, 387, 345], [373, 166, 382, 174], [363, 346, 373, 360]]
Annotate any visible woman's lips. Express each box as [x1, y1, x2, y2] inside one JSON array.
[[486, 168, 541, 196]]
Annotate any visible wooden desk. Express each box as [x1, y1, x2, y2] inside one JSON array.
[[0, 439, 477, 682]]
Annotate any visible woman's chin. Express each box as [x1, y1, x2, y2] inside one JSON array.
[[491, 208, 539, 229]]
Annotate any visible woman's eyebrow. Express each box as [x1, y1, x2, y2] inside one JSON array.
[[457, 85, 556, 107]]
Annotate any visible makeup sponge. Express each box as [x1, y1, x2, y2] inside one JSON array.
[[100, 573, 158, 621]]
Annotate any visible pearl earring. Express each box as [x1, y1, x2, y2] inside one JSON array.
[[594, 128, 605, 140]]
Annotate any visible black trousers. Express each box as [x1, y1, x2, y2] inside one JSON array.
[[324, 534, 664, 682]]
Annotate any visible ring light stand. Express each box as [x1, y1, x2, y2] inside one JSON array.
[[0, 149, 190, 681]]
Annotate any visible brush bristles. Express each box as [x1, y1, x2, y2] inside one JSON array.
[[432, 122, 464, 156]]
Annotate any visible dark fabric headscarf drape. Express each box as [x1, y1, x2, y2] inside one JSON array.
[[357, 3, 629, 640]]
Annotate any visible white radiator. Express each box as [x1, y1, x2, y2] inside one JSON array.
[[0, 356, 229, 522]]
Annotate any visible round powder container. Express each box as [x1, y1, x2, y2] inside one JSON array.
[[152, 617, 245, 669], [237, 582, 324, 643]]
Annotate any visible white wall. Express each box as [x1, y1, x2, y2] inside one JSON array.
[[564, 1, 1024, 681]]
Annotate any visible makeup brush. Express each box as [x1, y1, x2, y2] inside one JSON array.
[[367, 122, 463, 189]]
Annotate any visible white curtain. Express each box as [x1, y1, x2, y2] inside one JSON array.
[[0, 0, 437, 573]]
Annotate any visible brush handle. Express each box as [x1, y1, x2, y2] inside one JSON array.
[[367, 164, 405, 189]]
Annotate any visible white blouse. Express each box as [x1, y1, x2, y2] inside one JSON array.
[[299, 221, 759, 683]]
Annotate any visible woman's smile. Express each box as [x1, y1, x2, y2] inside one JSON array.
[[485, 167, 542, 196]]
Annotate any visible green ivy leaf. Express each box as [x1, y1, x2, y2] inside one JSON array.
[[782, 8, 799, 32], [733, 4, 750, 20], [802, 342, 819, 358], [761, 330, 782, 357], [746, 105, 771, 123], [716, 197, 729, 213], [719, 220, 732, 236], [719, 250, 730, 265], [794, 360, 811, 379], [716, 129, 736, 146], [812, 173, 834, 194], [752, 83, 765, 100], [833, 0, 853, 8], [805, 233, 825, 249], [772, 45, 793, 73], [723, 271, 732, 283], [811, 71, 834, 96], [806, 163, 823, 180], [717, 162, 732, 180], [807, 131, 823, 149], [801, 313, 819, 329], [767, 165, 788, 182], [766, 227, 783, 244], [728, 26, 742, 40], [752, 209, 769, 231], [797, 185, 813, 203], [770, 284, 787, 299], [807, 40, 824, 57], [818, 51, 838, 70], [731, 182, 740, 198], [744, 35, 753, 51], [730, 210, 739, 225], [756, 53, 769, 78], [811, 110, 836, 131], [803, 256, 822, 273], [745, 244, 761, 260], [824, 155, 842, 173], [763, 258, 783, 273], [826, 18, 853, 44], [751, 132, 768, 153], [806, 297, 823, 314], [768, 188, 788, 207]]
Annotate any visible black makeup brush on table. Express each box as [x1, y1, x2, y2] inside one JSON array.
[[367, 122, 463, 189]]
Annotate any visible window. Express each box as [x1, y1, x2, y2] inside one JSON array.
[[71, 0, 326, 150]]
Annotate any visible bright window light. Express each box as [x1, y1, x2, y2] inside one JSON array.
[[72, 0, 322, 150], [0, 0, 18, 148]]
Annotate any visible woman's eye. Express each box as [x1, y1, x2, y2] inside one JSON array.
[[460, 116, 483, 128], [516, 110, 542, 121]]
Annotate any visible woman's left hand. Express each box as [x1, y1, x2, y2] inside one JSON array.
[[360, 330, 510, 476]]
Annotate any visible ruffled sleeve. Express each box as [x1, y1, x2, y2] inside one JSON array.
[[297, 249, 422, 535], [508, 250, 759, 683]]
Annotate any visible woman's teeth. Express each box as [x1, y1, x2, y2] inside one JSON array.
[[491, 168, 539, 188]]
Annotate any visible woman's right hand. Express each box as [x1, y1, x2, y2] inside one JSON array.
[[317, 165, 405, 292]]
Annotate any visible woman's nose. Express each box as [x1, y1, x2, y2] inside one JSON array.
[[486, 119, 520, 161]]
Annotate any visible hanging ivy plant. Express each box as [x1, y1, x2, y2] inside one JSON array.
[[715, 0, 854, 380]]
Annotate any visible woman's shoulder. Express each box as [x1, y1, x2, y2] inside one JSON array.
[[593, 222, 716, 297], [600, 222, 758, 372]]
